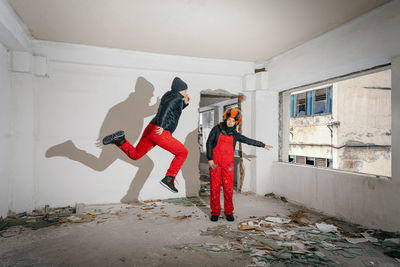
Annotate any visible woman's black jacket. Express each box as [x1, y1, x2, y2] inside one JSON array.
[[206, 122, 265, 161]]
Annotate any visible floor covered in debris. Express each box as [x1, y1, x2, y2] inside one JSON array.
[[1, 193, 399, 266]]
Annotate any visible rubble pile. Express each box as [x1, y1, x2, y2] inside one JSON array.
[[167, 211, 400, 266], [0, 204, 115, 237]]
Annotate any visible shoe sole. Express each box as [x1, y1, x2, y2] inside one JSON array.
[[103, 131, 125, 145], [160, 181, 178, 193]]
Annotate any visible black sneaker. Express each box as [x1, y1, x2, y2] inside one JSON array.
[[210, 215, 219, 222], [102, 131, 126, 146], [160, 176, 178, 193], [226, 215, 235, 221]]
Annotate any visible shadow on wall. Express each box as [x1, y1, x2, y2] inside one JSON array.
[[182, 129, 200, 197], [46, 76, 201, 202], [45, 77, 161, 203]]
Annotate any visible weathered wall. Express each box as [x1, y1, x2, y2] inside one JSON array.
[[0, 42, 11, 218], [335, 69, 391, 176], [9, 40, 253, 211], [287, 69, 391, 176], [289, 114, 333, 159]]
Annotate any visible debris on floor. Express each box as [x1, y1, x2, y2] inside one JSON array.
[[0, 226, 24, 238], [162, 197, 207, 208], [173, 215, 192, 221], [166, 211, 400, 266], [264, 193, 288, 203], [200, 175, 211, 196], [0, 203, 124, 236]]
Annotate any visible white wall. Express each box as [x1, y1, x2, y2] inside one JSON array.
[[9, 41, 254, 211], [266, 0, 400, 92], [272, 163, 400, 231], [0, 42, 11, 218], [262, 1, 400, 231]]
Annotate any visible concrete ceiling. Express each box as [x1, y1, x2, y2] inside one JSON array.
[[9, 0, 389, 62]]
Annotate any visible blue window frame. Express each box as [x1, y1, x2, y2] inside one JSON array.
[[290, 86, 332, 117], [306, 91, 314, 116], [290, 95, 296, 117], [296, 93, 306, 117]]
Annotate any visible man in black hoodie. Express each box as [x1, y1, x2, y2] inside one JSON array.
[[102, 77, 190, 193]]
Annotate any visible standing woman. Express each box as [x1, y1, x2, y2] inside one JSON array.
[[206, 108, 272, 221]]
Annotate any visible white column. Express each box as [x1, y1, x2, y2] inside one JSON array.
[[9, 51, 40, 212], [392, 55, 400, 183], [0, 43, 11, 218], [254, 89, 279, 195], [241, 72, 279, 195], [241, 75, 256, 192]]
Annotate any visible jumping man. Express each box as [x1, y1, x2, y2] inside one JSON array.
[[102, 77, 190, 193]]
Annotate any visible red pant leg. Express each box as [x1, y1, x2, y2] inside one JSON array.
[[209, 165, 222, 216], [221, 163, 234, 216], [118, 124, 155, 160], [151, 130, 188, 177]]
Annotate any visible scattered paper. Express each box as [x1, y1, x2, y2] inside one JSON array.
[[316, 223, 338, 233], [264, 217, 291, 224], [361, 232, 378, 243], [345, 237, 368, 244], [67, 216, 82, 222], [239, 225, 257, 231]]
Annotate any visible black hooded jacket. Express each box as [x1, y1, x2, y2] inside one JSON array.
[[206, 122, 265, 160], [150, 78, 188, 134]]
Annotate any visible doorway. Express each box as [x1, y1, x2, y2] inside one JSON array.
[[198, 91, 243, 196]]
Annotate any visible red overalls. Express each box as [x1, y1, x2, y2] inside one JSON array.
[[210, 133, 235, 216], [118, 124, 188, 177]]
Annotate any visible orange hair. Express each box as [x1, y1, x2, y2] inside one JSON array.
[[223, 108, 242, 124]]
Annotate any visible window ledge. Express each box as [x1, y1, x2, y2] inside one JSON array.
[[274, 161, 392, 181], [292, 113, 332, 119]]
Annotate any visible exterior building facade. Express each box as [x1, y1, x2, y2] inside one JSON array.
[[289, 69, 391, 177]]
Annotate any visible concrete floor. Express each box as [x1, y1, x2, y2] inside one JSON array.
[[0, 193, 399, 267]]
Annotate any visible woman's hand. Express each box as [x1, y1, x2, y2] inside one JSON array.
[[208, 160, 215, 168], [264, 145, 273, 150], [184, 94, 190, 104], [156, 127, 164, 135]]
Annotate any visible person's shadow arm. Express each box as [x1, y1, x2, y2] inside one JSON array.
[[145, 97, 161, 116], [241, 151, 256, 161]]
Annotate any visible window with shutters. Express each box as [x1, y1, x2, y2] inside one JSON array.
[[290, 86, 332, 117], [296, 93, 306, 117], [314, 88, 328, 114]]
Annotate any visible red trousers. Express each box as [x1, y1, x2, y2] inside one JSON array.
[[118, 124, 188, 177], [210, 134, 235, 216]]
